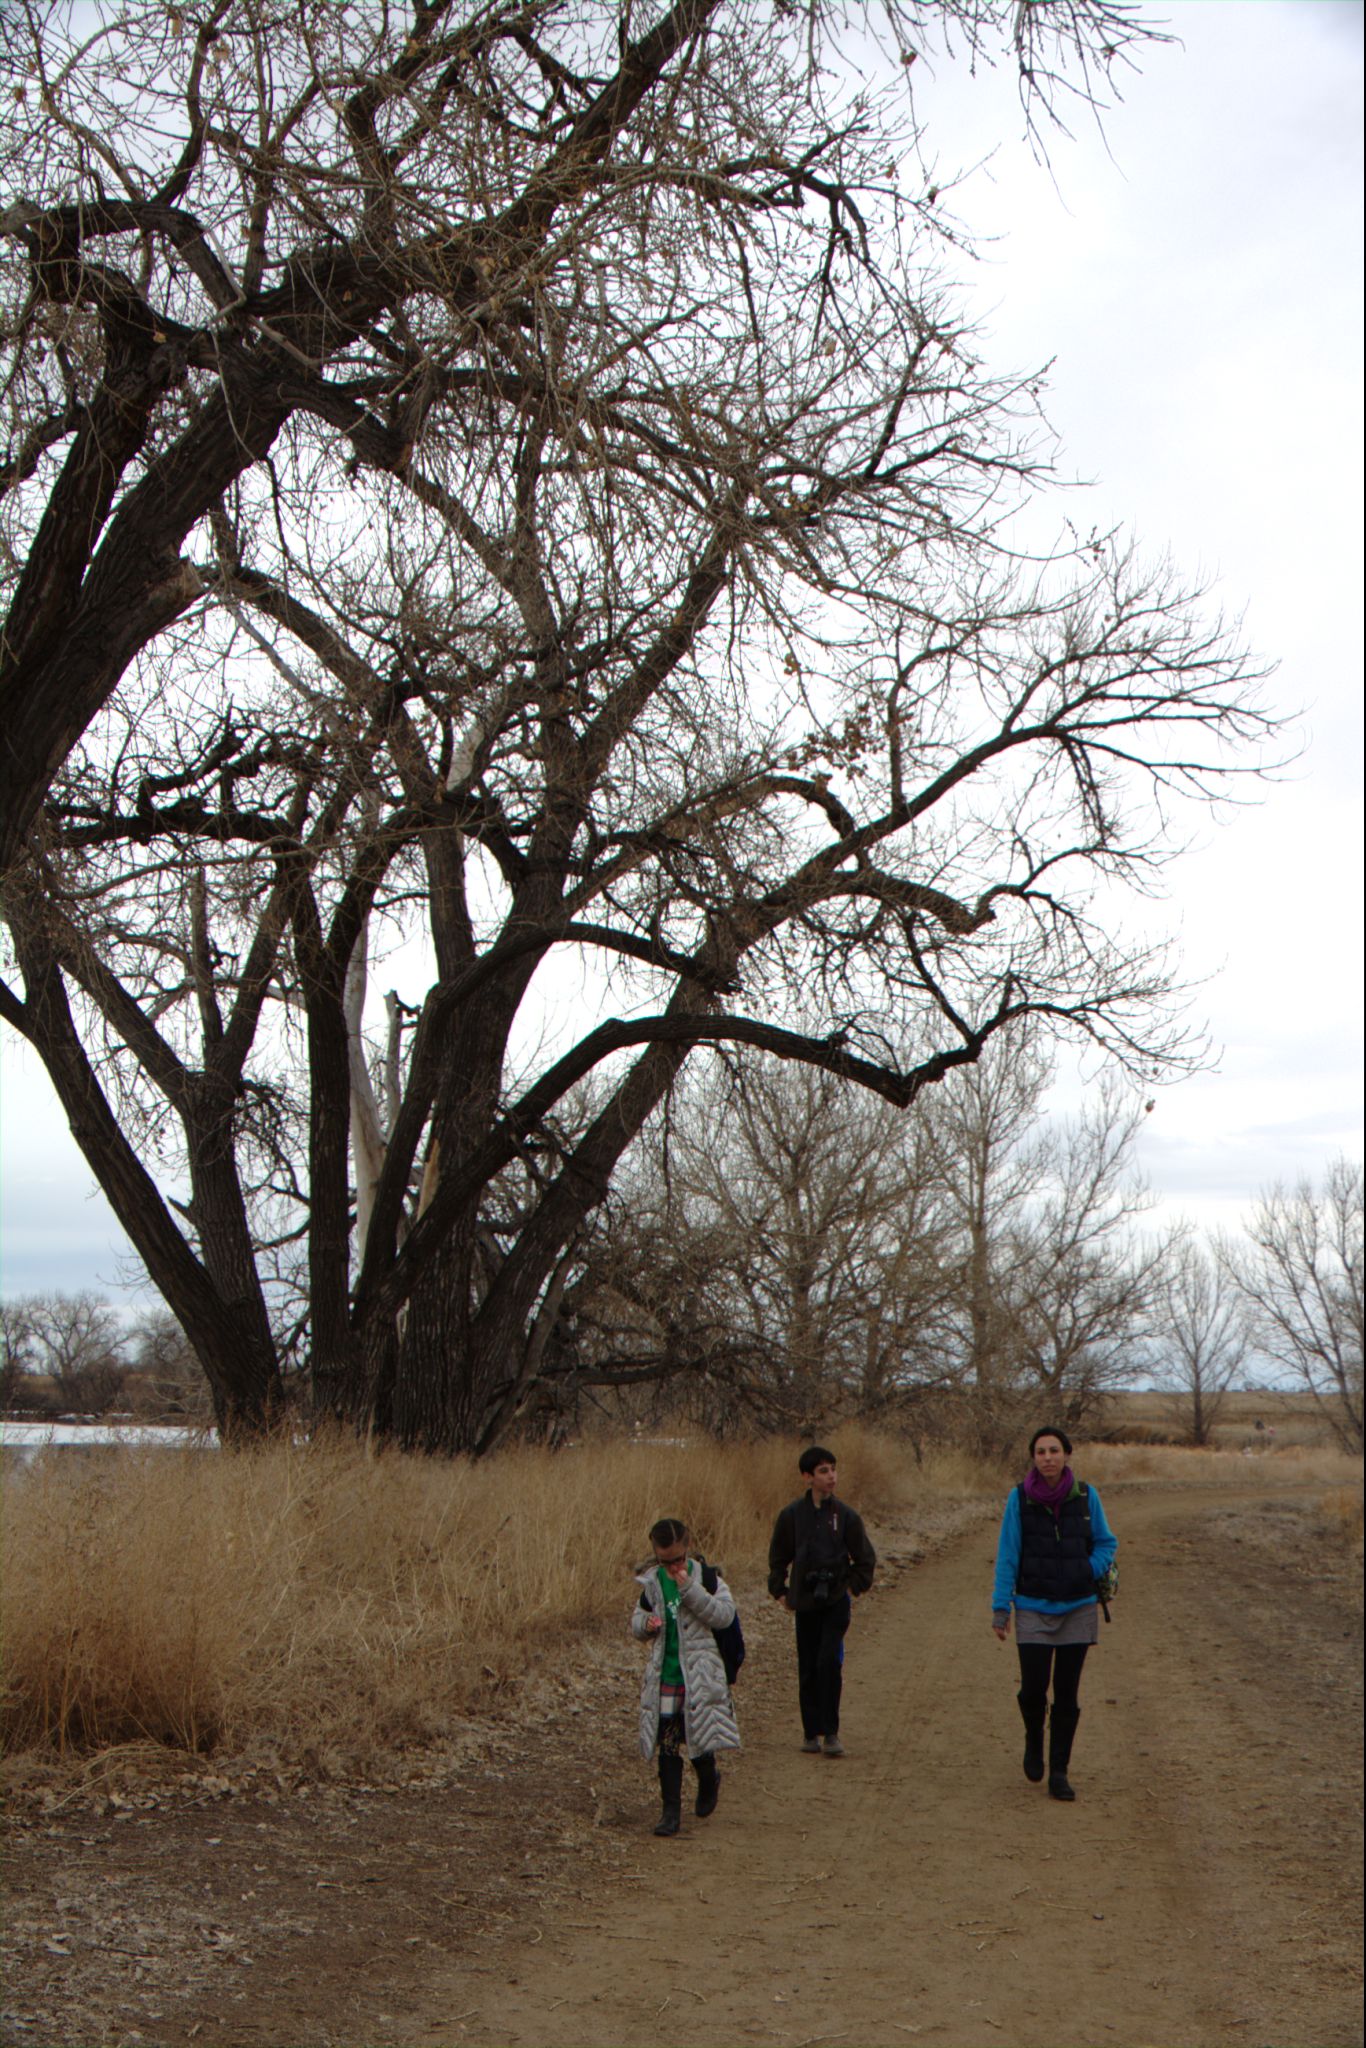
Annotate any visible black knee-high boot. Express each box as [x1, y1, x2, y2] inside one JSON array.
[[654, 1749, 684, 1835], [1016, 1690, 1046, 1783], [692, 1752, 720, 1818], [1048, 1704, 1081, 1801]]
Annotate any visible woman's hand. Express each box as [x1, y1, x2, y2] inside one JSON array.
[[992, 1617, 1011, 1641]]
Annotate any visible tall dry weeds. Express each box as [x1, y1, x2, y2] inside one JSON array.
[[6, 1427, 1355, 1769], [1317, 1484, 1366, 1553], [0, 1426, 981, 1765]]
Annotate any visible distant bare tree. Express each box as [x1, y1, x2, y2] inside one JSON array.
[[1223, 1159, 1364, 1454], [546, 1047, 1159, 1448], [12, 1292, 128, 1414], [1006, 1079, 1165, 1425], [921, 1039, 1045, 1449], [923, 1049, 1158, 1452], [566, 1059, 956, 1430], [126, 1308, 216, 1424], [0, 1298, 38, 1410], [1156, 1236, 1247, 1446]]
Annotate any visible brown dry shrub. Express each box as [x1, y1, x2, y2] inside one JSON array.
[[0, 1424, 983, 1765], [1317, 1483, 1365, 1552]]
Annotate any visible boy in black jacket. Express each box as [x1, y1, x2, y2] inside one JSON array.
[[768, 1445, 877, 1757]]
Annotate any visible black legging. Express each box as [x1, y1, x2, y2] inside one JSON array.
[[1017, 1642, 1088, 1714], [656, 1712, 686, 1757]]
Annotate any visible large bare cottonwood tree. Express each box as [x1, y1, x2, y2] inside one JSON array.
[[0, 0, 1276, 1448]]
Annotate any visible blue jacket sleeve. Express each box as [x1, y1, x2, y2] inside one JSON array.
[[1087, 1485, 1118, 1582], [992, 1490, 1022, 1614]]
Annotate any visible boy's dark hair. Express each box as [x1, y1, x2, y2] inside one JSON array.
[[798, 1444, 836, 1476], [1029, 1425, 1073, 1457], [649, 1517, 689, 1548]]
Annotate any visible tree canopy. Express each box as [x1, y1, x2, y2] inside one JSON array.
[[0, 0, 1276, 1449]]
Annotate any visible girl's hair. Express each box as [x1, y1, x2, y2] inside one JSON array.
[[649, 1517, 689, 1548], [1029, 1425, 1073, 1457]]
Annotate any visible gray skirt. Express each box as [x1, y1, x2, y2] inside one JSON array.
[[1014, 1602, 1099, 1647]]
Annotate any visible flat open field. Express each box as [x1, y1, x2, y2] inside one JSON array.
[[1096, 1388, 1349, 1453], [2, 1470, 1360, 2048]]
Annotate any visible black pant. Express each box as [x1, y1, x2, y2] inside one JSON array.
[[656, 1714, 687, 1758], [795, 1595, 851, 1738], [1016, 1642, 1088, 1715]]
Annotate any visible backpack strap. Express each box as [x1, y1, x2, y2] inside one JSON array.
[[700, 1562, 719, 1595]]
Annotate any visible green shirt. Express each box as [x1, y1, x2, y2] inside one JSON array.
[[656, 1565, 684, 1685]]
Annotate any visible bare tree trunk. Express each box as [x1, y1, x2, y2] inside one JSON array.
[[3, 932, 284, 1437], [182, 1085, 289, 1426], [292, 879, 363, 1427], [346, 913, 388, 1262]]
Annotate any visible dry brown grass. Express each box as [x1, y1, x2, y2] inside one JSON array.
[[1097, 1388, 1350, 1453], [4, 1423, 1355, 1771], [1080, 1440, 1363, 1488], [0, 1425, 990, 1766], [1317, 1484, 1365, 1552]]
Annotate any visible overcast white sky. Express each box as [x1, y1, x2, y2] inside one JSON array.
[[915, 0, 1364, 1230], [0, 0, 1361, 1298]]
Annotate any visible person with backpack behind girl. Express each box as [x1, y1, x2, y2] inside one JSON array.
[[632, 1518, 741, 1837], [991, 1427, 1118, 1802]]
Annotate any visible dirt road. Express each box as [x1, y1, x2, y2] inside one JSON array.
[[423, 1483, 1362, 2048], [3, 1481, 1360, 2048]]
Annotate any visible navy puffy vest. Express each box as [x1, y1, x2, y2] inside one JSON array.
[[1015, 1483, 1095, 1603]]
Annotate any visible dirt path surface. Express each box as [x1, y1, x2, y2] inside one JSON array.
[[3, 1481, 1360, 2048], [421, 1483, 1362, 2048]]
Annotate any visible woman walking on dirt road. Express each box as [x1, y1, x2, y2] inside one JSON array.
[[992, 1428, 1118, 1802]]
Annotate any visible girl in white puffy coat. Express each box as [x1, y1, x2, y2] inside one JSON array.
[[631, 1516, 741, 1836]]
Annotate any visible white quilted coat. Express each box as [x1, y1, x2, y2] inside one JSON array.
[[631, 1561, 742, 1760]]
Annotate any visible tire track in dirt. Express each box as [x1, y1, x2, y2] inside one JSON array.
[[421, 1484, 1361, 2048]]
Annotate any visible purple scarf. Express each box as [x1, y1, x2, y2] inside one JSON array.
[[1022, 1464, 1075, 1516]]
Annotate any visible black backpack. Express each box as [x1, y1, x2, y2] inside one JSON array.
[[700, 1562, 747, 1685]]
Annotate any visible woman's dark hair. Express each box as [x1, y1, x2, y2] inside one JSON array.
[[649, 1517, 688, 1548], [1029, 1426, 1073, 1457], [798, 1444, 836, 1474]]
